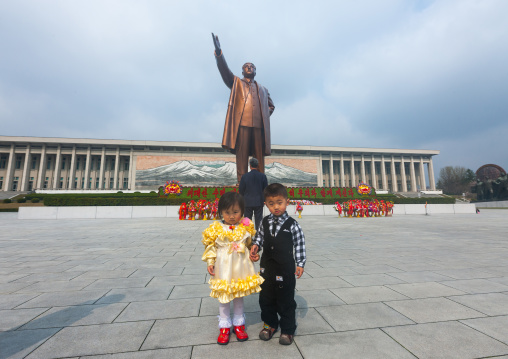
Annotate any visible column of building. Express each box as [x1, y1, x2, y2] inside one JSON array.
[[20, 145, 31, 191], [360, 155, 366, 183], [409, 156, 416, 191], [370, 155, 376, 188], [68, 146, 77, 189], [52, 145, 62, 189], [428, 158, 436, 190], [99, 146, 105, 189], [400, 156, 407, 192]]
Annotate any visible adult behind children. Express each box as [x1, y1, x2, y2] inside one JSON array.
[[202, 191, 263, 345], [239, 157, 268, 230], [249, 183, 306, 346]]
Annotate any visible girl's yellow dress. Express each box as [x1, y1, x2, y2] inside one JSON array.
[[202, 219, 264, 304]]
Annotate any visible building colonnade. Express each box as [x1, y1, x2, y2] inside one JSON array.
[[0, 143, 134, 191], [319, 153, 436, 192], [1, 136, 439, 192]]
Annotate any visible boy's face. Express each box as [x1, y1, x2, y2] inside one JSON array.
[[265, 195, 289, 217]]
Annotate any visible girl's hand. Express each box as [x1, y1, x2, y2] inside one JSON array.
[[207, 265, 215, 276], [249, 245, 259, 262], [295, 266, 304, 279]]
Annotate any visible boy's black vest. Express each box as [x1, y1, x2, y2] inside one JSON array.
[[260, 216, 296, 274]]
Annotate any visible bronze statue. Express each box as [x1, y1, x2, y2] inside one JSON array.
[[212, 33, 275, 183]]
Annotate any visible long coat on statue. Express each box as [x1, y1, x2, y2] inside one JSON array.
[[215, 52, 275, 156]]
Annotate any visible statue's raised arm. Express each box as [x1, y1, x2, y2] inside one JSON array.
[[212, 33, 234, 89], [212, 33, 221, 56]]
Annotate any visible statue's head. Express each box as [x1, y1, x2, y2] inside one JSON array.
[[242, 62, 256, 79]]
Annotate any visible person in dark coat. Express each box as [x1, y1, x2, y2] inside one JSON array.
[[239, 158, 268, 230]]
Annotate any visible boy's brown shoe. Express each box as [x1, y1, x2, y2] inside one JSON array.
[[259, 324, 276, 341], [279, 333, 294, 345]]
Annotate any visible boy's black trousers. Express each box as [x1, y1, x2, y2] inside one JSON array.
[[259, 266, 297, 335]]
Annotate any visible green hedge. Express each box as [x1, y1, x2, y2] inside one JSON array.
[[0, 208, 18, 212], [43, 197, 187, 206], [40, 195, 456, 206]]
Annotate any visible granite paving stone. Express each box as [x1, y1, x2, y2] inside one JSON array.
[[316, 302, 415, 331], [20, 302, 128, 329], [296, 276, 352, 290], [83, 277, 153, 290], [384, 297, 486, 323], [70, 269, 137, 280], [447, 293, 508, 315], [15, 279, 96, 293], [79, 347, 193, 358], [115, 298, 201, 322], [191, 340, 303, 359], [340, 273, 407, 286], [168, 283, 212, 299], [0, 308, 49, 330], [386, 281, 466, 298], [295, 289, 346, 307], [17, 290, 110, 308], [96, 287, 173, 304], [0, 293, 39, 309], [295, 329, 417, 359], [330, 285, 409, 304], [141, 316, 219, 349], [434, 268, 499, 279], [388, 271, 453, 283], [461, 315, 508, 345], [383, 321, 508, 359], [145, 274, 206, 287], [440, 278, 508, 294], [25, 321, 154, 358], [0, 328, 61, 359], [1, 210, 508, 358]]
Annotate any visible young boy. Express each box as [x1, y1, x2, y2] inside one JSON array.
[[250, 183, 306, 345]]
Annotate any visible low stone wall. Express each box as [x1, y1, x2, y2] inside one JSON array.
[[474, 200, 508, 208], [18, 204, 476, 219]]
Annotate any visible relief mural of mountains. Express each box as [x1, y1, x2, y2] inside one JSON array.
[[136, 160, 317, 188]]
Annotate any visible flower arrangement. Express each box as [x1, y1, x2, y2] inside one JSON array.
[[334, 199, 394, 218], [162, 180, 182, 196], [356, 182, 372, 196]]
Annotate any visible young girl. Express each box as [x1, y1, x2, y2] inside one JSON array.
[[202, 191, 263, 345]]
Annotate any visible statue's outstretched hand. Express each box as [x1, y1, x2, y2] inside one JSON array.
[[212, 32, 221, 55]]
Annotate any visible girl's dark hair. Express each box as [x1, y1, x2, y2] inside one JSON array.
[[218, 191, 245, 218]]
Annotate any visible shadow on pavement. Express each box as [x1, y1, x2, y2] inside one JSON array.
[[0, 294, 125, 359]]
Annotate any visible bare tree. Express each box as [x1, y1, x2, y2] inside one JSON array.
[[437, 166, 475, 195]]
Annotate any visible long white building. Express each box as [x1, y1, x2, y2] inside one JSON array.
[[0, 136, 438, 192]]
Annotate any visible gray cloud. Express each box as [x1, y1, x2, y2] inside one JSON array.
[[1, 0, 507, 174]]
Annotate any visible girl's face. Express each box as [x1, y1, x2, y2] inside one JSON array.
[[222, 204, 243, 226]]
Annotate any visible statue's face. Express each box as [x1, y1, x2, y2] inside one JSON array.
[[242, 63, 256, 79]]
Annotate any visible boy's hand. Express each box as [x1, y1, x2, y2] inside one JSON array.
[[207, 265, 215, 276], [295, 266, 304, 279], [250, 253, 260, 262]]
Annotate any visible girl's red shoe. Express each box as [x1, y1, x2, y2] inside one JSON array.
[[217, 328, 230, 345], [233, 325, 249, 341]]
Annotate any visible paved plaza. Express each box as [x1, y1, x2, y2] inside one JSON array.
[[1, 210, 508, 359]]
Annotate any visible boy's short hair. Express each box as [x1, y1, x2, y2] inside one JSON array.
[[263, 183, 288, 199], [218, 191, 245, 218]]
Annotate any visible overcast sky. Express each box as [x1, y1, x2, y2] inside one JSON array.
[[1, 0, 507, 176]]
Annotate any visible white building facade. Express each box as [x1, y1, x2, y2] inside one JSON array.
[[0, 136, 438, 192]]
